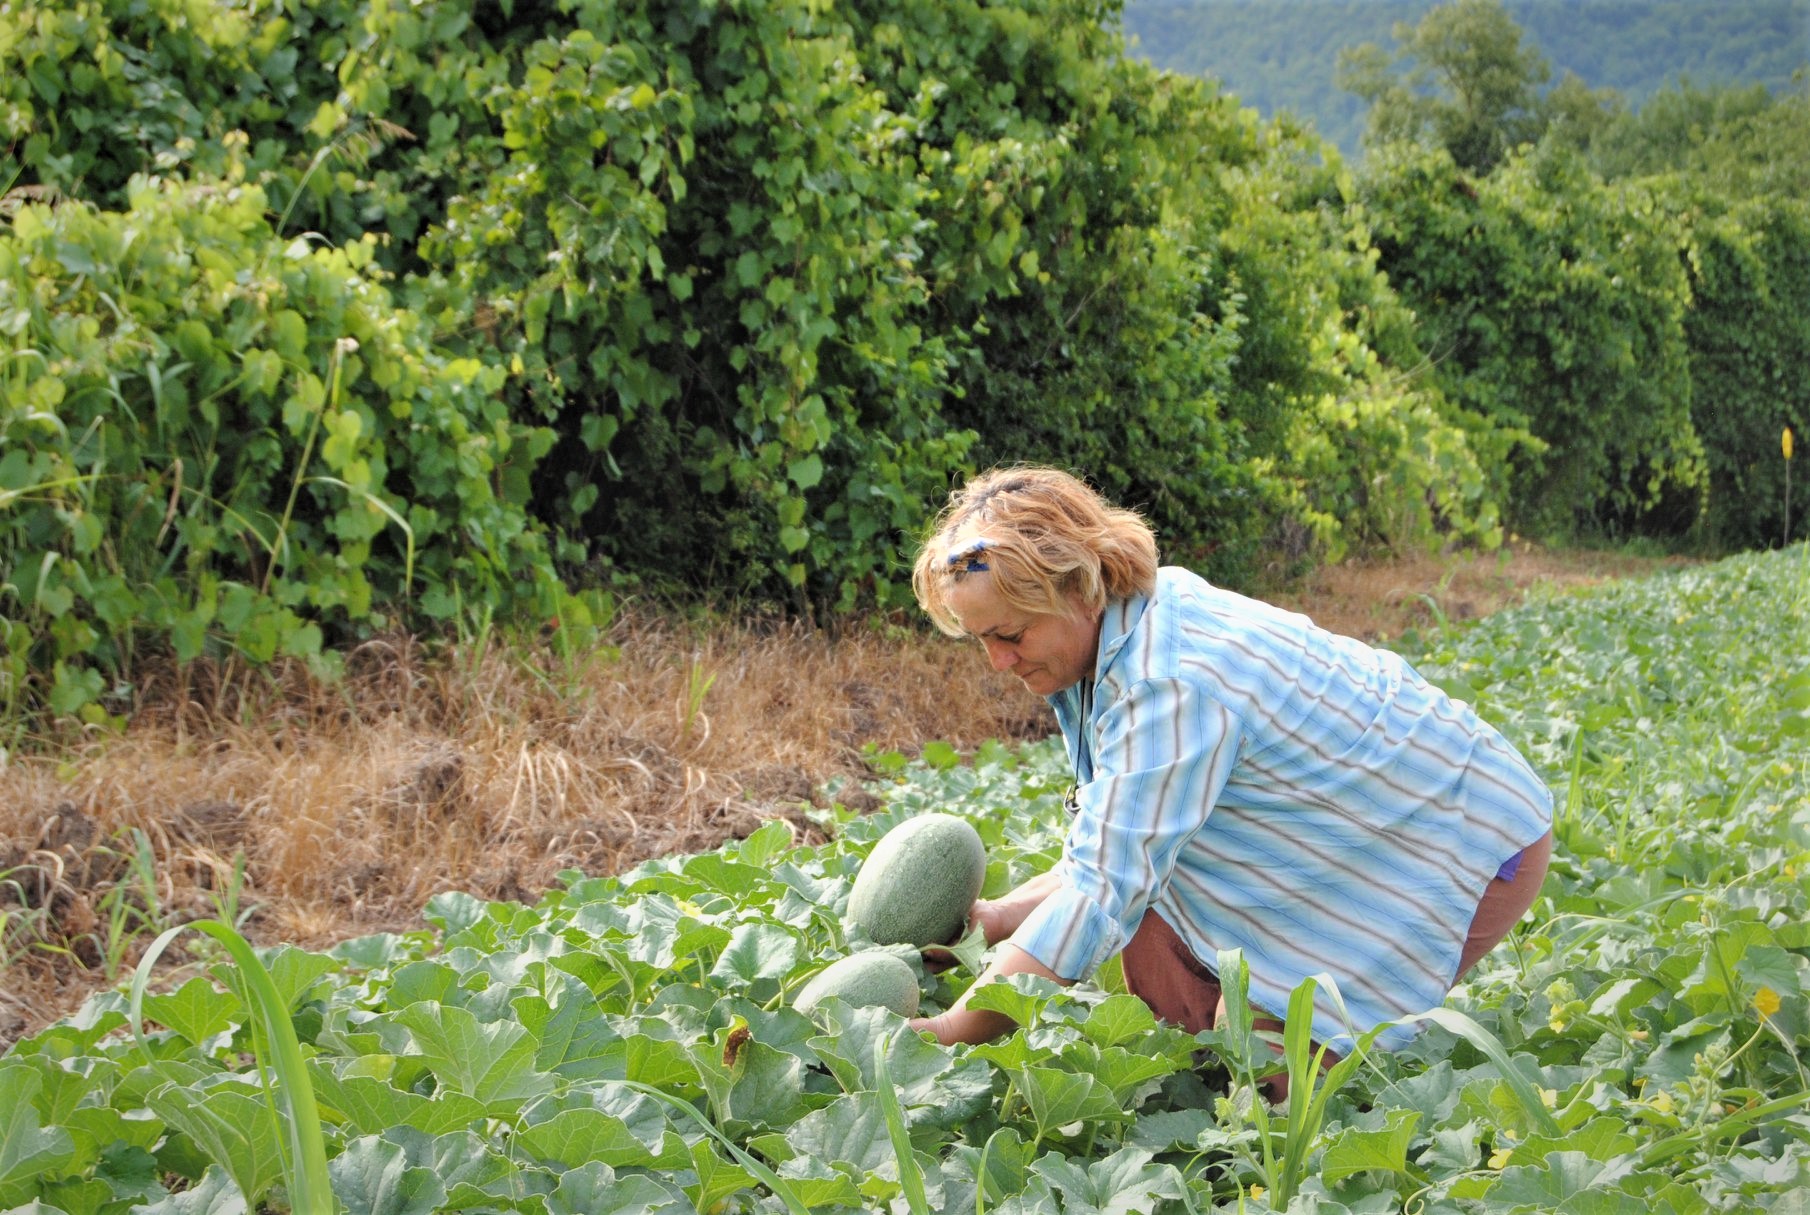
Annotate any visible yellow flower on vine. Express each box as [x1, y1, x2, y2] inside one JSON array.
[[1755, 987, 1783, 1018], [1489, 1146, 1513, 1169]]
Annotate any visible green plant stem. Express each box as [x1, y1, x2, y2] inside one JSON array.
[[998, 1075, 1019, 1125], [263, 342, 344, 598], [1638, 1089, 1810, 1168], [129, 919, 335, 1215], [874, 1033, 932, 1215], [973, 1132, 996, 1215], [619, 1081, 814, 1215]]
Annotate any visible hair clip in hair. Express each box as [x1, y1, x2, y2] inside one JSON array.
[[945, 536, 990, 574]]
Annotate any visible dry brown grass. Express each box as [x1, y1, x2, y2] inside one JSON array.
[[0, 543, 1684, 1046], [0, 613, 1047, 1044]]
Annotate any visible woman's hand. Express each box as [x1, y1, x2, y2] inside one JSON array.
[[921, 898, 1007, 973], [909, 944, 1070, 1047], [921, 872, 1062, 973], [973, 870, 1063, 944]]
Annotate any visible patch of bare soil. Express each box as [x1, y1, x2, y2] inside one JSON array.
[[1265, 540, 1694, 642], [0, 543, 1683, 1047]]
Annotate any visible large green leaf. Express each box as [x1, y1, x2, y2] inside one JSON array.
[[306, 1064, 486, 1137], [1078, 994, 1159, 1048], [543, 1162, 693, 1215], [1058, 1043, 1180, 1103], [390, 1002, 554, 1110], [325, 1136, 445, 1215], [1490, 1150, 1640, 1207], [126, 1166, 247, 1215], [1031, 1147, 1184, 1215], [140, 978, 242, 1049], [0, 1069, 78, 1208], [781, 1092, 897, 1175], [221, 946, 340, 1016], [512, 1107, 689, 1170], [512, 984, 626, 1081], [146, 1083, 286, 1210], [684, 1141, 761, 1215], [1319, 1108, 1421, 1185], [700, 1036, 812, 1134], [808, 1007, 993, 1129], [1013, 1067, 1131, 1142], [707, 921, 803, 999]]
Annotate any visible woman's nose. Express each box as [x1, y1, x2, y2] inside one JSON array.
[[983, 638, 1017, 670]]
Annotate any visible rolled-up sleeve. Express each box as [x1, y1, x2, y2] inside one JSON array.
[[1009, 676, 1243, 980]]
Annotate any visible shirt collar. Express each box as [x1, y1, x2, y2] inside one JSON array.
[[1094, 589, 1151, 685]]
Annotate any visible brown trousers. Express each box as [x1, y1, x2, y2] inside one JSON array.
[[1120, 830, 1554, 1091]]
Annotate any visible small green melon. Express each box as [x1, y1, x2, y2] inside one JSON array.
[[793, 951, 921, 1018], [848, 812, 986, 947]]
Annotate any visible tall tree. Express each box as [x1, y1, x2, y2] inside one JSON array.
[[1337, 0, 1551, 172], [1586, 76, 1810, 200]]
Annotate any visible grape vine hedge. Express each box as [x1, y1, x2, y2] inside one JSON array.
[[1, 0, 1505, 719], [0, 169, 563, 721], [3, 0, 1808, 724]]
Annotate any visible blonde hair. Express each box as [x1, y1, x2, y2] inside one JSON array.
[[912, 467, 1160, 636]]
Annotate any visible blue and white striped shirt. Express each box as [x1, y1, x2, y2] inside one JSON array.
[[1010, 567, 1554, 1050]]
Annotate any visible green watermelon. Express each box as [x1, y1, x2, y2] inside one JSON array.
[[848, 812, 986, 947], [793, 950, 921, 1018]]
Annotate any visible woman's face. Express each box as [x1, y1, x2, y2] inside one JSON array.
[[944, 575, 1101, 697]]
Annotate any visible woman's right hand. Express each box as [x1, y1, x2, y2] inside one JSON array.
[[968, 898, 1012, 946], [921, 872, 1062, 972], [974, 870, 1063, 944]]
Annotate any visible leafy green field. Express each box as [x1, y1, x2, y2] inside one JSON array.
[[4, 546, 1808, 1213]]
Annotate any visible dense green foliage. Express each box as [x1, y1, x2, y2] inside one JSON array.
[[5, 545, 1809, 1210], [1325, 2, 1809, 543], [1586, 79, 1810, 200], [2, 0, 1506, 723], [1335, 0, 1557, 173], [2, 0, 1807, 725], [1676, 196, 1810, 551], [0, 169, 565, 722], [1353, 143, 1705, 537], [1123, 0, 1810, 156]]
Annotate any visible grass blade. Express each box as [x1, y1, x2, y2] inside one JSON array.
[[875, 1031, 932, 1215], [129, 919, 336, 1214], [1417, 1006, 1561, 1137], [1277, 977, 1321, 1203], [619, 1080, 815, 1215]]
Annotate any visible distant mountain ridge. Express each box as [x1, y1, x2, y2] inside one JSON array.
[[1122, 0, 1810, 155]]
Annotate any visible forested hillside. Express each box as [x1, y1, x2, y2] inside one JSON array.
[[1123, 0, 1810, 153]]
